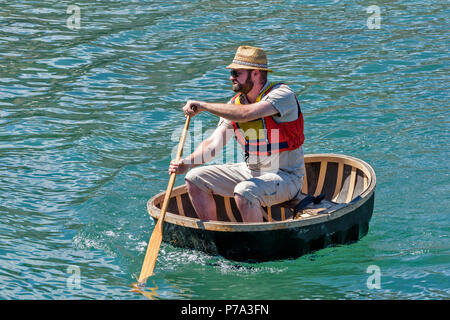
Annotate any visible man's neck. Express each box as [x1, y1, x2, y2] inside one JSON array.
[[244, 80, 268, 104]]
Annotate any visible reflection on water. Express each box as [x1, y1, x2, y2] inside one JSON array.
[[130, 281, 159, 300]]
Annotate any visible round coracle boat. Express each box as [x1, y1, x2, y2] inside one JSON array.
[[147, 153, 376, 262]]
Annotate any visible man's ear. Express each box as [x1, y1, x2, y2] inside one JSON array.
[[252, 69, 260, 80]]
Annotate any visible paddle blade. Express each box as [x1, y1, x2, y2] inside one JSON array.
[[130, 281, 159, 300], [138, 221, 163, 283]]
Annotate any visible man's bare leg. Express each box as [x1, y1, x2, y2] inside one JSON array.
[[234, 194, 264, 223], [185, 180, 218, 221]]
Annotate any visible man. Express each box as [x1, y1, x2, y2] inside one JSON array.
[[169, 45, 305, 223]]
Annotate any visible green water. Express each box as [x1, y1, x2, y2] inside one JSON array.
[[0, 0, 448, 299]]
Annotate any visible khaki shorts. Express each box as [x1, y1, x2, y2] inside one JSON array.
[[185, 162, 304, 207]]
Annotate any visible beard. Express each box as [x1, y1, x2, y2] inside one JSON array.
[[232, 71, 254, 94]]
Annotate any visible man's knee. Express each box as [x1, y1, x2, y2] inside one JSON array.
[[185, 166, 200, 184], [185, 167, 213, 196], [185, 178, 200, 194], [185, 166, 202, 184], [234, 181, 260, 207]]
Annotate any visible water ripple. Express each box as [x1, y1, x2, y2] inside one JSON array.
[[0, 0, 448, 299]]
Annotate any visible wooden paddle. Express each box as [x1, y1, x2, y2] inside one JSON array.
[[138, 115, 192, 284]]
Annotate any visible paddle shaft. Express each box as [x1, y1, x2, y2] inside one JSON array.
[[138, 115, 191, 283], [161, 115, 192, 222]]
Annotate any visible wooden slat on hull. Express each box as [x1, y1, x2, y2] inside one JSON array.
[[345, 167, 357, 203], [176, 195, 185, 217], [314, 161, 327, 197], [223, 197, 237, 222], [332, 161, 344, 202]]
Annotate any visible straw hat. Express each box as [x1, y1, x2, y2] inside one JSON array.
[[226, 45, 273, 72]]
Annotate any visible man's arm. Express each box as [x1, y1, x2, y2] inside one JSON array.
[[168, 123, 233, 174], [183, 100, 279, 123], [186, 122, 232, 166]]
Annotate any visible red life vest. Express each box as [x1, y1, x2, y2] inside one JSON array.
[[231, 82, 305, 156]]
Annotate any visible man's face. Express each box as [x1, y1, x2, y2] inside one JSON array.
[[230, 69, 254, 94]]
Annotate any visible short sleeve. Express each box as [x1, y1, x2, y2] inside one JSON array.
[[217, 117, 233, 129], [262, 84, 299, 122], [216, 98, 235, 129]]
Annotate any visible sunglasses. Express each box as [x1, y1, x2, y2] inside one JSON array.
[[230, 69, 248, 78]]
